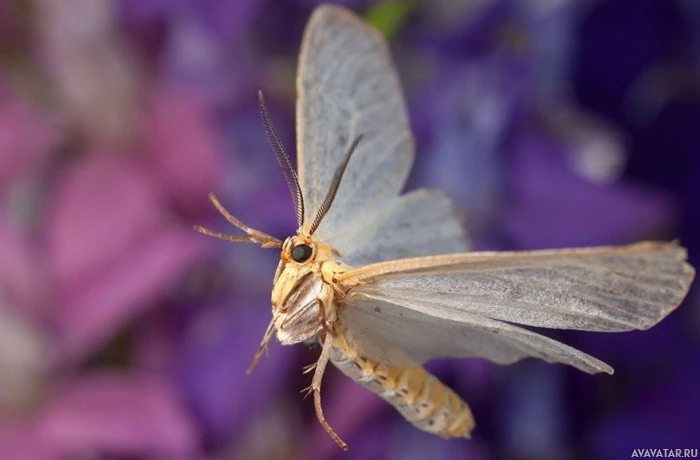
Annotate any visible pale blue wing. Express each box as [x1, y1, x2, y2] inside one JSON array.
[[331, 189, 469, 267], [340, 241, 694, 373], [342, 293, 614, 374], [296, 5, 413, 241]]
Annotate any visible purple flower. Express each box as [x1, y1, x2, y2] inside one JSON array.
[[590, 356, 700, 458], [0, 372, 198, 460], [44, 148, 210, 362], [34, 0, 141, 144], [0, 64, 223, 460], [502, 129, 674, 249], [120, 0, 262, 45], [142, 83, 226, 213], [174, 298, 300, 443]]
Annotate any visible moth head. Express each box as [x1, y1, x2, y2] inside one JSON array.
[[193, 92, 363, 372], [270, 235, 339, 345]]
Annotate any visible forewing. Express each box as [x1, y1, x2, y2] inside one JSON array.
[[296, 5, 413, 239], [331, 189, 469, 267], [340, 241, 694, 332], [338, 241, 694, 373]]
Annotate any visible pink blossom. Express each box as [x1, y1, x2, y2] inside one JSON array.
[[0, 372, 197, 459], [143, 84, 224, 212], [0, 86, 56, 195]]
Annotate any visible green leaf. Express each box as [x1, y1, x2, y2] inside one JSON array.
[[365, 1, 411, 41]]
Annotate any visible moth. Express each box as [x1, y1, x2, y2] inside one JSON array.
[[195, 4, 695, 451]]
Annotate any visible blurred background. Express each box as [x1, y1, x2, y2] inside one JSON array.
[[1, 0, 699, 459]]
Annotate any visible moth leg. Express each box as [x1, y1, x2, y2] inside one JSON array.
[[313, 333, 348, 451], [303, 362, 317, 374], [300, 384, 314, 399], [246, 317, 276, 375]]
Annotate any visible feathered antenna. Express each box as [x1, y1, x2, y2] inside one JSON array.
[[258, 90, 305, 227], [308, 134, 363, 235]]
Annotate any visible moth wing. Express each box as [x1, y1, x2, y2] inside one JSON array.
[[341, 293, 614, 374], [332, 189, 469, 267], [296, 5, 413, 240], [338, 241, 694, 373]]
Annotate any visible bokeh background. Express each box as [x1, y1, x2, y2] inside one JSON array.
[[1, 0, 699, 459]]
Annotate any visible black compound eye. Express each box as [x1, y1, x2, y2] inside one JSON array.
[[291, 244, 313, 263]]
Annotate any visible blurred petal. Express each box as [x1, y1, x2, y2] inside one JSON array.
[[195, 0, 260, 45], [46, 152, 163, 289], [0, 90, 56, 193], [218, 100, 297, 234], [386, 418, 483, 460], [38, 372, 197, 459], [541, 104, 626, 183], [412, 60, 515, 240], [293, 0, 379, 7], [119, 0, 177, 23], [143, 83, 224, 212], [522, 0, 578, 102], [0, 3, 22, 43], [589, 355, 700, 459], [54, 228, 208, 360], [504, 132, 675, 249], [120, 0, 260, 48], [310, 417, 390, 460], [34, 0, 140, 143], [133, 310, 176, 373], [0, 214, 43, 311], [0, 308, 48, 412], [176, 298, 298, 442], [0, 422, 56, 460], [228, 397, 302, 460], [496, 365, 568, 459], [307, 376, 385, 460]]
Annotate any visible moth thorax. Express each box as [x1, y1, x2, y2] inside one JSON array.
[[273, 270, 327, 345]]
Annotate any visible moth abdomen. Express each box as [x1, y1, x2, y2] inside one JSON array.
[[330, 334, 475, 438]]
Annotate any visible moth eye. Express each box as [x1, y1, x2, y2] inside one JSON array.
[[291, 244, 313, 263]]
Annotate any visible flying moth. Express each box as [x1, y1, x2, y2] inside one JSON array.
[[195, 4, 695, 451]]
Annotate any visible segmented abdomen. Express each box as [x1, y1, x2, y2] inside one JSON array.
[[330, 334, 474, 438]]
